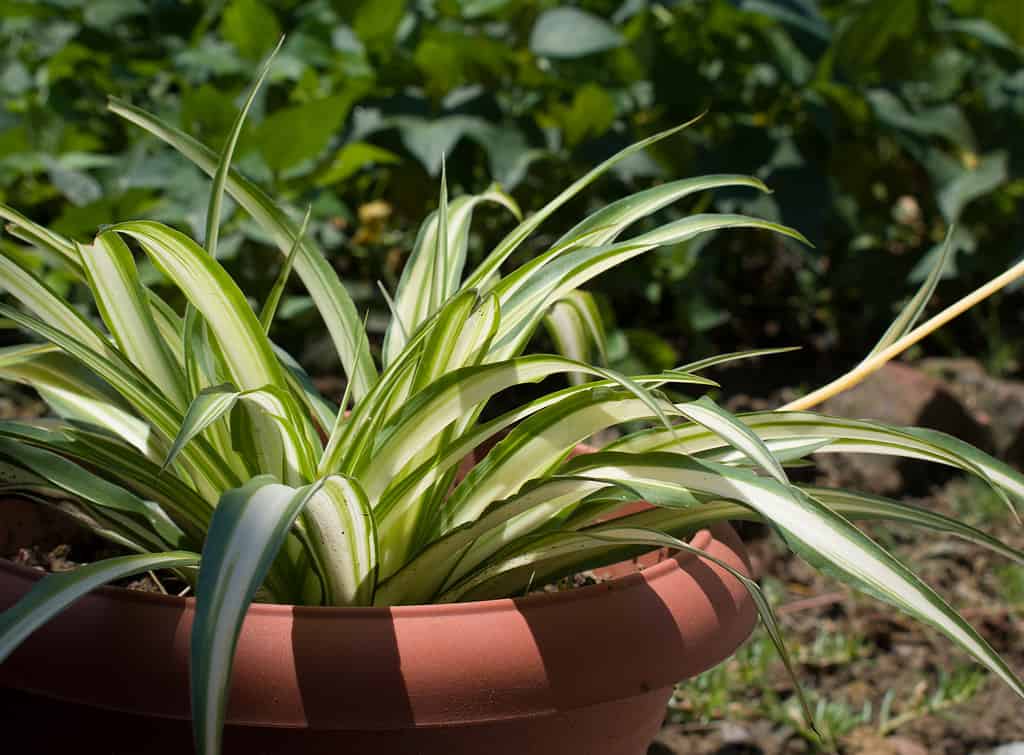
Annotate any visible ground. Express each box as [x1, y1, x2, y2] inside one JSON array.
[[650, 359, 1024, 755]]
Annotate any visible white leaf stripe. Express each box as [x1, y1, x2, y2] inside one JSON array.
[[300, 476, 378, 606], [0, 254, 111, 356], [492, 215, 808, 359], [675, 396, 788, 484], [437, 393, 680, 541], [82, 234, 188, 409], [376, 476, 608, 605], [0, 345, 155, 456], [554, 174, 771, 247], [361, 356, 672, 504], [0, 201, 81, 272], [610, 411, 1024, 513], [112, 222, 286, 393]]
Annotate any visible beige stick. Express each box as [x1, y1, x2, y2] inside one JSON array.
[[782, 256, 1024, 412]]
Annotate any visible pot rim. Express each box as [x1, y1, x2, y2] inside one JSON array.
[[1, 525, 756, 729]]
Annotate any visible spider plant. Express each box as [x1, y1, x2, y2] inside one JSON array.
[[1, 53, 1023, 755]]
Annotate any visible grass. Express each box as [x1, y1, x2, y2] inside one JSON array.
[[662, 472, 1024, 754]]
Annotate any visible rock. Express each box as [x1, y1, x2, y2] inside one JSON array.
[[921, 358, 1024, 467], [816, 362, 992, 496]]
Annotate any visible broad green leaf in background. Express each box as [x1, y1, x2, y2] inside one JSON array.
[[836, 0, 920, 71], [256, 93, 365, 174], [220, 0, 281, 60], [938, 151, 1008, 223], [352, 0, 407, 52], [548, 84, 617, 147], [316, 141, 401, 187], [530, 8, 625, 59]]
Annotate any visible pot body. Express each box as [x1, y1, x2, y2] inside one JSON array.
[[0, 522, 755, 755]]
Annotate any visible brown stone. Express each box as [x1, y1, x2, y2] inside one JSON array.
[[817, 362, 991, 496]]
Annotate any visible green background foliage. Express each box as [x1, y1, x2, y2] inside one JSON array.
[[1, 0, 1022, 376]]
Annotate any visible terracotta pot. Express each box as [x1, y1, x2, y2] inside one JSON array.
[[0, 513, 755, 755]]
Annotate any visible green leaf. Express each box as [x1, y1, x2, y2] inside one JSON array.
[[376, 475, 608, 604], [0, 420, 212, 538], [0, 252, 112, 357], [550, 83, 617, 146], [836, 0, 919, 71], [220, 0, 281, 60], [165, 382, 318, 485], [0, 304, 237, 496], [675, 347, 801, 374], [372, 372, 716, 574], [316, 141, 401, 187], [492, 214, 809, 358], [865, 230, 953, 361], [205, 37, 282, 260], [435, 389, 677, 540], [611, 410, 1024, 518], [0, 438, 185, 550], [299, 476, 378, 606], [801, 487, 1024, 566], [382, 187, 520, 366], [0, 551, 200, 665], [190, 477, 320, 755], [554, 174, 771, 249], [557, 451, 1024, 698], [938, 152, 1008, 224], [0, 345, 154, 456], [256, 94, 361, 174], [260, 205, 310, 333], [108, 99, 379, 401], [81, 235, 188, 409], [353, 0, 406, 51], [362, 355, 673, 504], [462, 117, 705, 293], [675, 395, 789, 484], [0, 202, 80, 273], [530, 8, 625, 59], [543, 290, 607, 383], [111, 222, 287, 393]]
